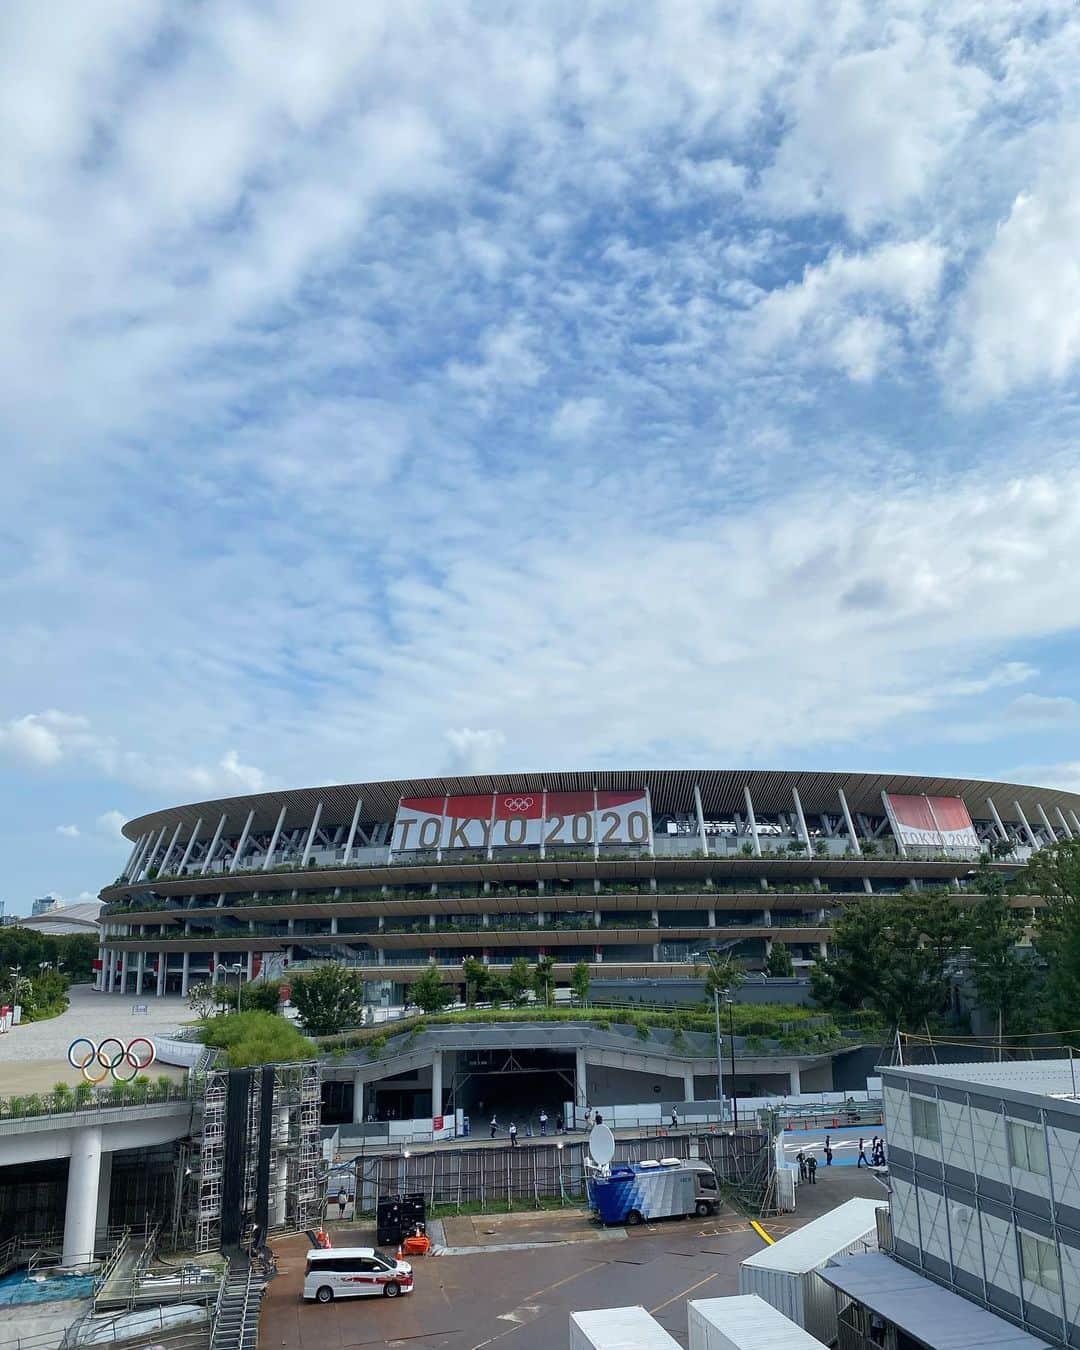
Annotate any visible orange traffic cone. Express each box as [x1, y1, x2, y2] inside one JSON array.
[[396, 1242, 403, 1261]]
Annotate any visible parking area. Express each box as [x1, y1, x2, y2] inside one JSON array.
[[260, 1169, 880, 1349]]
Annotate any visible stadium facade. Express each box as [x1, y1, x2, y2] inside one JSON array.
[[96, 770, 1080, 999]]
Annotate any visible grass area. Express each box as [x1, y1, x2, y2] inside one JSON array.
[[319, 1003, 885, 1058], [428, 1195, 587, 1218]]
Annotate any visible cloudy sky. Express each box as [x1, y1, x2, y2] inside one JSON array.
[[4, 2, 1080, 912]]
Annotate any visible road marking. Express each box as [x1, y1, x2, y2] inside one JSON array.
[[522, 1261, 606, 1302], [750, 1220, 776, 1245], [649, 1271, 719, 1314]]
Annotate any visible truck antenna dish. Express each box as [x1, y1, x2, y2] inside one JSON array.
[[589, 1123, 615, 1168]]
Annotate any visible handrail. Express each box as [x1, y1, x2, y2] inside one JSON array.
[[0, 1084, 195, 1123], [93, 1227, 131, 1306]]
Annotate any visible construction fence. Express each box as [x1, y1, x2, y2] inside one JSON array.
[[350, 1127, 771, 1213]]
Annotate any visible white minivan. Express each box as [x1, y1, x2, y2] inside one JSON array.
[[303, 1247, 414, 1302]]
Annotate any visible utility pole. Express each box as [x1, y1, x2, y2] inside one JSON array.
[[713, 988, 726, 1127]]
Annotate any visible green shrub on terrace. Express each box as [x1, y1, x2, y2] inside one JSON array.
[[201, 1010, 317, 1068]]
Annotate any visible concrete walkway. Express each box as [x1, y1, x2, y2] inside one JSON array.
[[0, 986, 194, 1064]]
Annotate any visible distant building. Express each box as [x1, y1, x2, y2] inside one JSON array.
[[17, 900, 102, 936], [31, 895, 62, 916]]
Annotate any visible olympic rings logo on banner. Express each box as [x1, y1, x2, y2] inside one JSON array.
[[67, 1037, 156, 1084], [503, 797, 534, 812]]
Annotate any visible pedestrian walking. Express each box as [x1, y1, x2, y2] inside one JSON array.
[[857, 1137, 868, 1168], [824, 1134, 832, 1165], [807, 1155, 818, 1185], [595, 1111, 603, 1125], [797, 1151, 807, 1181], [584, 1107, 593, 1129], [509, 1122, 518, 1148], [670, 1107, 679, 1131], [490, 1115, 498, 1140], [337, 1187, 347, 1219], [540, 1110, 548, 1136], [556, 1113, 564, 1134]]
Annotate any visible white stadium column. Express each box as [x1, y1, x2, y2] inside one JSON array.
[[156, 821, 184, 878], [837, 788, 862, 856], [176, 818, 203, 876], [742, 784, 762, 857], [263, 804, 287, 870], [644, 785, 656, 858], [181, 953, 190, 998], [1071, 811, 1080, 837], [986, 797, 1009, 842], [63, 1126, 102, 1267], [136, 951, 145, 994], [200, 813, 228, 876], [128, 833, 153, 882], [156, 951, 166, 997], [1036, 804, 1057, 844], [121, 834, 144, 879], [342, 797, 363, 866], [300, 802, 323, 868], [575, 1047, 588, 1108], [1014, 801, 1039, 850], [139, 826, 167, 879], [682, 1068, 694, 1102], [353, 1073, 366, 1124], [1055, 807, 1074, 840], [230, 809, 256, 873], [431, 1052, 443, 1117], [789, 1068, 801, 1096], [694, 783, 709, 854], [791, 785, 813, 858]]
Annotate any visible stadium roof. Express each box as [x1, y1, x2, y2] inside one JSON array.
[[121, 767, 1080, 841]]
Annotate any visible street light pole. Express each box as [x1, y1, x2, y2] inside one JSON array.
[[713, 989, 726, 1127], [727, 997, 738, 1129]]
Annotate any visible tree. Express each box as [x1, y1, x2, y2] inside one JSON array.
[[201, 1010, 316, 1068], [462, 956, 488, 1007], [532, 955, 556, 1007], [695, 951, 744, 1003], [570, 960, 591, 1006], [506, 957, 533, 1005], [410, 964, 453, 1014], [290, 963, 366, 1036], [1026, 840, 1080, 1036], [765, 943, 794, 978], [188, 981, 217, 1018], [811, 892, 961, 1030], [963, 863, 1032, 1038]]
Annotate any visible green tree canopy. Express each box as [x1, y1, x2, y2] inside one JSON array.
[[506, 957, 533, 1005], [1025, 840, 1080, 1038], [201, 1011, 316, 1067], [962, 862, 1033, 1037], [409, 964, 453, 1014], [765, 943, 795, 978], [532, 954, 556, 1007], [569, 960, 591, 1005], [290, 964, 366, 1035], [695, 951, 744, 1003]]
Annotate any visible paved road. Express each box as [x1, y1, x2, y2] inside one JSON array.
[[262, 1169, 882, 1349], [779, 1124, 887, 1169]]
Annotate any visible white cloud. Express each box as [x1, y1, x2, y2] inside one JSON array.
[[1005, 693, 1079, 724], [551, 397, 604, 441], [744, 239, 946, 381], [0, 711, 94, 766], [946, 135, 1080, 400], [445, 728, 507, 775], [96, 809, 127, 840], [446, 321, 546, 396], [55, 824, 80, 838]]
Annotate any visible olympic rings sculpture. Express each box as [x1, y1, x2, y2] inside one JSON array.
[[503, 797, 534, 811], [67, 1036, 156, 1084]]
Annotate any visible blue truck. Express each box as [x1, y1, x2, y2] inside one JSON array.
[[587, 1158, 719, 1226]]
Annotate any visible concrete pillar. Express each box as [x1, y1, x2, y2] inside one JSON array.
[[95, 1151, 113, 1241], [107, 949, 116, 994], [788, 1067, 801, 1095], [593, 911, 601, 928], [682, 1069, 695, 1102], [245, 951, 254, 981], [353, 1073, 366, 1124], [652, 944, 660, 960], [431, 1052, 443, 1117], [156, 952, 165, 997], [135, 951, 145, 994], [708, 908, 716, 927], [63, 1127, 102, 1267], [818, 940, 828, 958], [575, 1048, 587, 1107], [181, 952, 190, 998]]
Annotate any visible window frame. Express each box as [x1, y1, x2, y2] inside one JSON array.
[[1020, 1230, 1060, 1294], [1007, 1119, 1049, 1176], [911, 1094, 940, 1143]]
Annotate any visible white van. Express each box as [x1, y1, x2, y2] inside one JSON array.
[[303, 1247, 414, 1302]]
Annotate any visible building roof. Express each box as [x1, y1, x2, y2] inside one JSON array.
[[818, 1252, 1052, 1349], [119, 767, 1080, 841], [882, 1059, 1080, 1103], [741, 1197, 886, 1273], [17, 901, 102, 933]]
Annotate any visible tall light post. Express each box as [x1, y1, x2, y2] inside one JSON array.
[[713, 988, 726, 1127], [215, 962, 244, 1014], [727, 995, 738, 1129]]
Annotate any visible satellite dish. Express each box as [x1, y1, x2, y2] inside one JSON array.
[[589, 1123, 615, 1167]]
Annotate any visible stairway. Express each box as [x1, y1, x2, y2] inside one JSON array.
[[210, 1263, 264, 1350]]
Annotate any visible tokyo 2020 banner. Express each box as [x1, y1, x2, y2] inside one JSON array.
[[882, 792, 980, 854], [392, 790, 650, 852]]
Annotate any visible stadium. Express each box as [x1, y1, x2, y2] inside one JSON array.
[[96, 768, 1080, 1001]]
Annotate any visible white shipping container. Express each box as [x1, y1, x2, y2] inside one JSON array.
[[569, 1306, 682, 1349], [688, 1295, 827, 1350], [738, 1198, 885, 1345]]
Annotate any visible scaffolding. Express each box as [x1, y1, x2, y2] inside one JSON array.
[[189, 1060, 324, 1253]]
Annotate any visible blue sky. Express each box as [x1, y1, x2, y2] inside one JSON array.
[[3, 2, 1080, 913]]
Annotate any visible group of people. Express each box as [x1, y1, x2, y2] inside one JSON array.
[[489, 1107, 567, 1144], [795, 1149, 820, 1183], [858, 1135, 887, 1168]]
